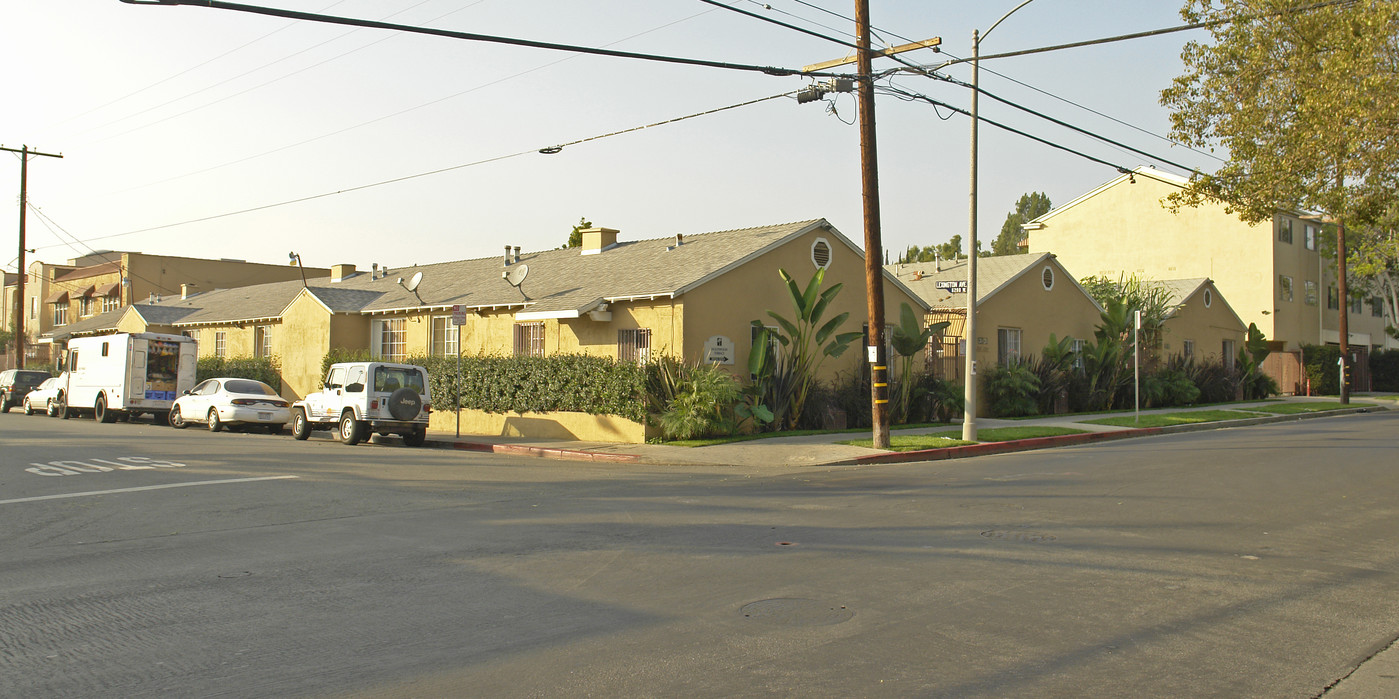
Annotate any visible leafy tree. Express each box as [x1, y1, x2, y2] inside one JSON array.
[[897, 245, 938, 264], [561, 217, 592, 249], [1161, 0, 1399, 230], [990, 192, 1051, 256], [937, 235, 964, 262]]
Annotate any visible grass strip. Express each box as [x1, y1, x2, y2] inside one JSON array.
[[839, 426, 1087, 451], [1239, 401, 1350, 415], [1081, 410, 1256, 428]]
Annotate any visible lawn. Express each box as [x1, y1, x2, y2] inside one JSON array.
[[1081, 409, 1258, 428], [1240, 401, 1350, 415], [839, 426, 1087, 451]]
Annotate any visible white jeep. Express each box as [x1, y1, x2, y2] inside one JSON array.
[[291, 361, 431, 446]]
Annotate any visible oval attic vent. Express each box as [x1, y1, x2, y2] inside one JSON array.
[[811, 238, 832, 270]]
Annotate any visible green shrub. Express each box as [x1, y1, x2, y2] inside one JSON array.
[[1300, 345, 1343, 395], [984, 361, 1041, 417], [656, 364, 740, 440], [197, 355, 281, 389], [1371, 349, 1399, 391]]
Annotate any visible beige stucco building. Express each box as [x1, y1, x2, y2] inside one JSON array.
[[1025, 167, 1396, 353], [1152, 278, 1249, 366], [53, 220, 927, 408]]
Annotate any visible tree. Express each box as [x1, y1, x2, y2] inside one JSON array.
[[1161, 1, 1399, 228], [936, 235, 964, 262], [990, 192, 1052, 256], [897, 245, 938, 264], [561, 217, 591, 249]]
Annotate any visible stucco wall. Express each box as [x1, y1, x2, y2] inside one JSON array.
[[975, 259, 1101, 368], [1160, 285, 1247, 361], [682, 226, 923, 382]]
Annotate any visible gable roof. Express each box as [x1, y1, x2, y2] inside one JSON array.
[[1025, 166, 1191, 228], [1153, 277, 1248, 329], [886, 253, 1100, 311]]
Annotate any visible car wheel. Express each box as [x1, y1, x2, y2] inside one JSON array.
[[46, 399, 56, 417], [402, 429, 427, 447], [57, 394, 70, 420], [1, 394, 10, 413], [23, 397, 34, 416], [207, 408, 222, 432], [95, 396, 116, 423], [339, 412, 363, 445], [291, 409, 311, 440], [170, 406, 188, 429]]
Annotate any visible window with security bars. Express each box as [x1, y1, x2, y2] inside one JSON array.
[[373, 318, 407, 360], [254, 325, 273, 358], [997, 327, 1022, 366], [514, 322, 545, 357], [617, 328, 651, 364], [430, 316, 458, 357]]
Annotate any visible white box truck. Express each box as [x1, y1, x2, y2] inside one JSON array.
[[57, 332, 198, 423]]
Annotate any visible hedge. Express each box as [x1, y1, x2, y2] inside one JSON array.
[[1372, 349, 1399, 391], [196, 356, 281, 389], [320, 353, 648, 423]]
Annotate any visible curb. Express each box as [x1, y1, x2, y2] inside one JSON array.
[[425, 438, 640, 463], [832, 405, 1385, 466]]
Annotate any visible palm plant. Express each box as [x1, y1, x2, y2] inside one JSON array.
[[889, 302, 949, 423], [752, 268, 863, 430]]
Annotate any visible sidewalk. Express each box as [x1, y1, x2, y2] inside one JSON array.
[[426, 394, 1396, 468]]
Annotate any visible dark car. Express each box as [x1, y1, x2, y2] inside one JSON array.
[[0, 369, 52, 413]]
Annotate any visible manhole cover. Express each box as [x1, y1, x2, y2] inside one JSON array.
[[740, 598, 853, 626], [980, 529, 1056, 543]]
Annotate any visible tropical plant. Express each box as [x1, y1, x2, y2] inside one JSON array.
[[1236, 323, 1278, 400], [751, 268, 862, 430], [1029, 334, 1078, 414], [983, 360, 1042, 417], [889, 302, 949, 423], [656, 363, 740, 440]]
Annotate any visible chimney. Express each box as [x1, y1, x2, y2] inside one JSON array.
[[181, 283, 195, 299], [372, 262, 379, 279], [331, 263, 356, 283], [675, 233, 683, 247], [504, 245, 512, 266], [580, 227, 619, 255], [513, 246, 522, 263]]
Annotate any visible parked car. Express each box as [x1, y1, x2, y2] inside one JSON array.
[[1, 369, 52, 413], [22, 373, 67, 417], [291, 361, 431, 446], [169, 378, 291, 433]]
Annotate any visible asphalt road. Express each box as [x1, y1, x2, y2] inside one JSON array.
[[2, 410, 1398, 698]]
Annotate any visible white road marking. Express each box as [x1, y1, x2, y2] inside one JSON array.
[[0, 476, 300, 505]]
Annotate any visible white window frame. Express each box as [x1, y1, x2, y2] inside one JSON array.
[[430, 315, 458, 357], [103, 294, 121, 312], [811, 237, 832, 270], [997, 327, 1022, 366], [214, 331, 227, 358], [1304, 280, 1318, 306], [372, 318, 408, 360], [1183, 339, 1195, 358], [254, 325, 273, 359], [52, 303, 68, 326]]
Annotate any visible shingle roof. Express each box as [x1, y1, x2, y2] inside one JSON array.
[[886, 253, 1061, 309], [1152, 278, 1209, 309]]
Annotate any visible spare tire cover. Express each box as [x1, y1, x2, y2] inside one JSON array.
[[387, 388, 422, 420]]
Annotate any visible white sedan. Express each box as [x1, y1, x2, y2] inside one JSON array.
[[170, 378, 291, 433], [23, 373, 67, 417]]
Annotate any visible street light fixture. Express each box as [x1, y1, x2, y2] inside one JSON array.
[[964, 0, 1038, 442]]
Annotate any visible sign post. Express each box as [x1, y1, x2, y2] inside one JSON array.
[[452, 305, 467, 438]]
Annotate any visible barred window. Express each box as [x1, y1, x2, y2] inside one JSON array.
[[618, 328, 651, 364], [214, 331, 227, 358], [373, 318, 407, 360], [514, 322, 545, 357], [254, 325, 273, 358], [430, 316, 458, 357]]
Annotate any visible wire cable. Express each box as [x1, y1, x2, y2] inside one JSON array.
[[118, 0, 845, 78]]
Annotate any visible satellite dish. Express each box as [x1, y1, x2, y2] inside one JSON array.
[[406, 271, 423, 292], [504, 264, 529, 287]]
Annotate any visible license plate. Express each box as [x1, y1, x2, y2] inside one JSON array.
[[258, 412, 272, 421]]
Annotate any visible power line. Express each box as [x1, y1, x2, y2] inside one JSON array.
[[33, 91, 796, 250], [119, 0, 846, 78]]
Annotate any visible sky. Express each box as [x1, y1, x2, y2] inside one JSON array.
[[1, 1, 1222, 275]]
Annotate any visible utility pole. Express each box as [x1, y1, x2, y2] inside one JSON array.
[[2, 145, 63, 369], [854, 0, 890, 449], [1337, 214, 1349, 404]]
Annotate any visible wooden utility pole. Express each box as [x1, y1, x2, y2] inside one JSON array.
[[2, 145, 64, 369], [854, 0, 890, 448], [1338, 214, 1349, 404]]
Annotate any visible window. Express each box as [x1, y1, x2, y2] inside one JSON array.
[[52, 303, 68, 326], [513, 321, 545, 357], [618, 329, 652, 364], [1327, 285, 1340, 310], [1041, 266, 1055, 291], [1071, 338, 1086, 369], [1305, 225, 1317, 250], [1277, 218, 1293, 244], [214, 331, 227, 358], [1373, 298, 1385, 318], [430, 316, 458, 357], [1222, 340, 1236, 370], [79, 296, 95, 317], [30, 296, 37, 320], [811, 238, 832, 270], [373, 318, 407, 360], [254, 325, 273, 359], [1351, 295, 1363, 314], [997, 327, 1022, 366], [1279, 275, 1293, 302], [1203, 289, 1213, 308], [101, 342, 109, 357], [103, 294, 121, 312], [1183, 339, 1195, 358], [1304, 281, 1318, 306]]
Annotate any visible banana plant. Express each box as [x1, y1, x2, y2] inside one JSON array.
[[890, 302, 949, 423]]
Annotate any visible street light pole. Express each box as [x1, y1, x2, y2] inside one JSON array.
[[964, 0, 1036, 441]]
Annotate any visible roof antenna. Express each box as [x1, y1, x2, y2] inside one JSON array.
[[503, 263, 530, 300], [397, 271, 425, 304]]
